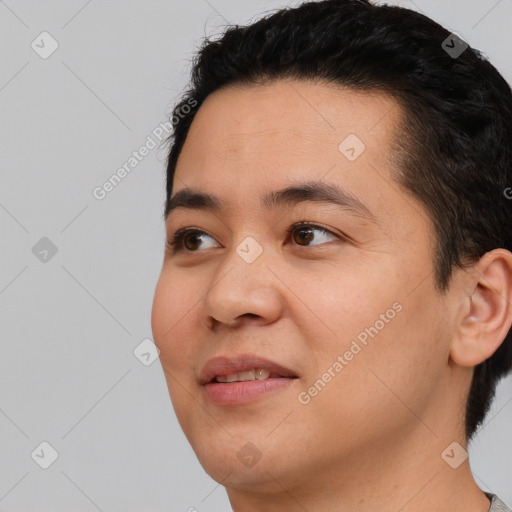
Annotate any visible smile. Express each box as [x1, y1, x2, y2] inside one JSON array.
[[200, 355, 299, 406]]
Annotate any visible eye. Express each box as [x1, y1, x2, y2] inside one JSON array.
[[167, 227, 218, 253], [285, 222, 339, 247], [166, 222, 341, 254]]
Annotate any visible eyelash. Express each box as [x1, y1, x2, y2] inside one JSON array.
[[166, 221, 342, 254]]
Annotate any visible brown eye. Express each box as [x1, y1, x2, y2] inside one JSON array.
[[167, 228, 218, 253], [292, 226, 315, 246], [183, 231, 203, 251], [168, 222, 341, 255], [288, 223, 338, 247]]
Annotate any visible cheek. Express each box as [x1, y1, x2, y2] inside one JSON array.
[[304, 263, 446, 404], [344, 290, 446, 416], [151, 269, 204, 432], [298, 264, 397, 355], [151, 268, 203, 370], [294, 296, 446, 459]]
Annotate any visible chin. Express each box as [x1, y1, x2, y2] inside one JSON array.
[[188, 430, 304, 493], [199, 453, 287, 493]]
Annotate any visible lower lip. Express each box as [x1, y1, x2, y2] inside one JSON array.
[[203, 378, 295, 406]]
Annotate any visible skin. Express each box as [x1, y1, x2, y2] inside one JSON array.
[[151, 79, 512, 512]]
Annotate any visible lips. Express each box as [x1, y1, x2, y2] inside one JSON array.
[[199, 354, 298, 406], [199, 354, 298, 385]]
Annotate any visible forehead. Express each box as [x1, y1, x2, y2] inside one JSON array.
[[180, 79, 400, 159], [172, 79, 406, 220]]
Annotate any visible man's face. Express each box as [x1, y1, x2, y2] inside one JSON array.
[[151, 80, 456, 490]]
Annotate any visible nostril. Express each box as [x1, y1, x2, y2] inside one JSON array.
[[229, 314, 258, 327]]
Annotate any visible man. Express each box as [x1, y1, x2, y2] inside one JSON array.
[[151, 0, 512, 510]]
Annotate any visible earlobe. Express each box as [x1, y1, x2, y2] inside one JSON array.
[[450, 249, 512, 368]]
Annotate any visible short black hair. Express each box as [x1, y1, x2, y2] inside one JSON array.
[[163, 0, 512, 440]]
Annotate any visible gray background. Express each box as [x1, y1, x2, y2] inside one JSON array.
[[1, 1, 511, 510]]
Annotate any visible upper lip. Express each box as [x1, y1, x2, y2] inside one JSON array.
[[199, 354, 298, 385]]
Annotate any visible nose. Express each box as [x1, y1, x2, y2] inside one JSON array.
[[201, 243, 284, 331]]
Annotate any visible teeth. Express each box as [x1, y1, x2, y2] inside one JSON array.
[[215, 368, 272, 383], [255, 369, 271, 380], [239, 369, 255, 381]]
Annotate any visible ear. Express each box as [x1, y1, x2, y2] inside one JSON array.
[[450, 249, 512, 367]]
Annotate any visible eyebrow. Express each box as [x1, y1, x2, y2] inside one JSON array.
[[165, 181, 376, 222]]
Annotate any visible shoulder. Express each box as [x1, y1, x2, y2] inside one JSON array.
[[487, 494, 512, 512]]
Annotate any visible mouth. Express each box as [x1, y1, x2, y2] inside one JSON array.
[[199, 354, 299, 406], [213, 368, 286, 382]]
